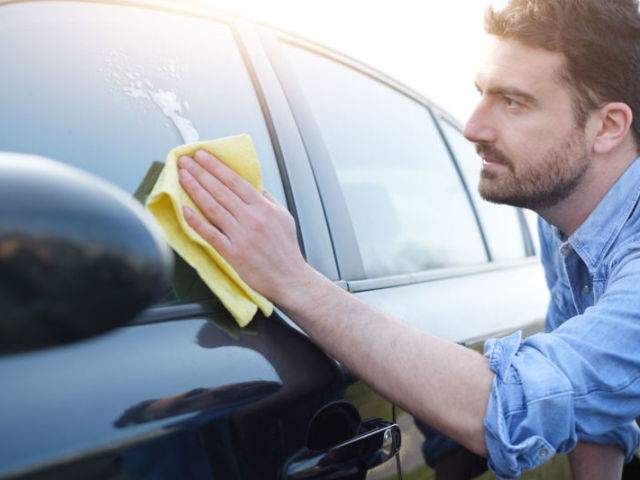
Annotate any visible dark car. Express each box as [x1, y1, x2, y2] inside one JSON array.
[[0, 1, 576, 478]]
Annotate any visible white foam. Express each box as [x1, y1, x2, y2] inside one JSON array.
[[104, 52, 199, 144], [150, 89, 199, 144]]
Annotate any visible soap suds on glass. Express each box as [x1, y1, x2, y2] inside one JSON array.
[[103, 52, 199, 144]]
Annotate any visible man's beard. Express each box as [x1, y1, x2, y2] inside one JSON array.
[[475, 129, 591, 210]]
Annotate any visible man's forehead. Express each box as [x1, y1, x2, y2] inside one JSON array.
[[475, 36, 567, 94]]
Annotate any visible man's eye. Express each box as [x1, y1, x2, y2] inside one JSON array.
[[504, 97, 521, 108]]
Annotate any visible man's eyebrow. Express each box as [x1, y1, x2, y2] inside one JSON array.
[[474, 81, 539, 107]]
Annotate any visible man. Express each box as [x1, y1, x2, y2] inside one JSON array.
[[176, 0, 640, 477]]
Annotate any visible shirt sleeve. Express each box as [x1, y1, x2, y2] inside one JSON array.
[[483, 331, 576, 479], [482, 250, 640, 478]]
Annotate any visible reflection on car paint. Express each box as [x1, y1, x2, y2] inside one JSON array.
[[114, 380, 281, 426]]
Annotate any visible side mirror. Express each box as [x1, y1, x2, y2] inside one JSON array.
[[0, 152, 173, 354]]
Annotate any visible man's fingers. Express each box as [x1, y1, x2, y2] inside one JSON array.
[[183, 206, 231, 253], [179, 168, 238, 234], [178, 155, 243, 217], [262, 190, 280, 206], [192, 149, 261, 205]]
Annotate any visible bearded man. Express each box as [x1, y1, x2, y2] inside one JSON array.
[[176, 0, 640, 477]]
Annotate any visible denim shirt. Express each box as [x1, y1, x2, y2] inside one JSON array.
[[483, 158, 640, 479]]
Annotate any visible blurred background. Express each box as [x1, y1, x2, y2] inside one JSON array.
[[198, 0, 493, 124]]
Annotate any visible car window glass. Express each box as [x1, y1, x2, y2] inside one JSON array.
[[439, 119, 527, 260], [0, 2, 286, 304], [281, 43, 486, 277]]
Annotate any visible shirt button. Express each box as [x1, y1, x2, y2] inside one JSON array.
[[582, 285, 591, 294], [561, 244, 573, 256], [539, 448, 550, 457]]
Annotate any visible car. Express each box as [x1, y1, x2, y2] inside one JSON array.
[[0, 0, 583, 478]]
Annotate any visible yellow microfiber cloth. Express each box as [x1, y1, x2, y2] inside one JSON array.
[[146, 134, 273, 327]]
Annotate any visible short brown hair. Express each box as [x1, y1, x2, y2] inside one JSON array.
[[485, 0, 640, 149]]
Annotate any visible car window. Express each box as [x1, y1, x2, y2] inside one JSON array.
[[439, 119, 527, 260], [0, 2, 286, 304], [280, 43, 486, 278]]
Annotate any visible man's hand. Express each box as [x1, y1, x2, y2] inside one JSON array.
[[177, 149, 311, 302], [569, 442, 624, 480]]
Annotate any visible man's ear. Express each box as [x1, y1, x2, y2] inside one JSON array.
[[592, 102, 634, 154]]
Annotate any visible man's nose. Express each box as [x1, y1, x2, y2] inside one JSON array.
[[463, 100, 497, 144]]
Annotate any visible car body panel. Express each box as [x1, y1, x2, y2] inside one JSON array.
[[0, 313, 348, 479]]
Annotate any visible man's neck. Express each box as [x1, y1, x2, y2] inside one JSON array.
[[537, 146, 638, 236]]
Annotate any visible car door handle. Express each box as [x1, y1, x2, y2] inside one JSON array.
[[282, 419, 401, 480]]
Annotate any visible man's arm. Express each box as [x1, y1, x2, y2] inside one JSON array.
[[569, 442, 624, 480], [176, 150, 494, 456]]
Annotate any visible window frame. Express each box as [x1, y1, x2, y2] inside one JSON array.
[[261, 32, 367, 282]]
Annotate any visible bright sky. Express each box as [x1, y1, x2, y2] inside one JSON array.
[[203, 0, 493, 123]]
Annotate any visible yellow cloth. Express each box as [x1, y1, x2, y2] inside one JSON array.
[[146, 134, 273, 327]]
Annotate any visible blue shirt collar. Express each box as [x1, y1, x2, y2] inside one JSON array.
[[565, 157, 640, 270]]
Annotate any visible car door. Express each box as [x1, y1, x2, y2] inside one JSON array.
[[0, 2, 383, 479], [266, 30, 572, 479]]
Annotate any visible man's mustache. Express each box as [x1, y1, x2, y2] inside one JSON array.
[[475, 143, 514, 169]]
